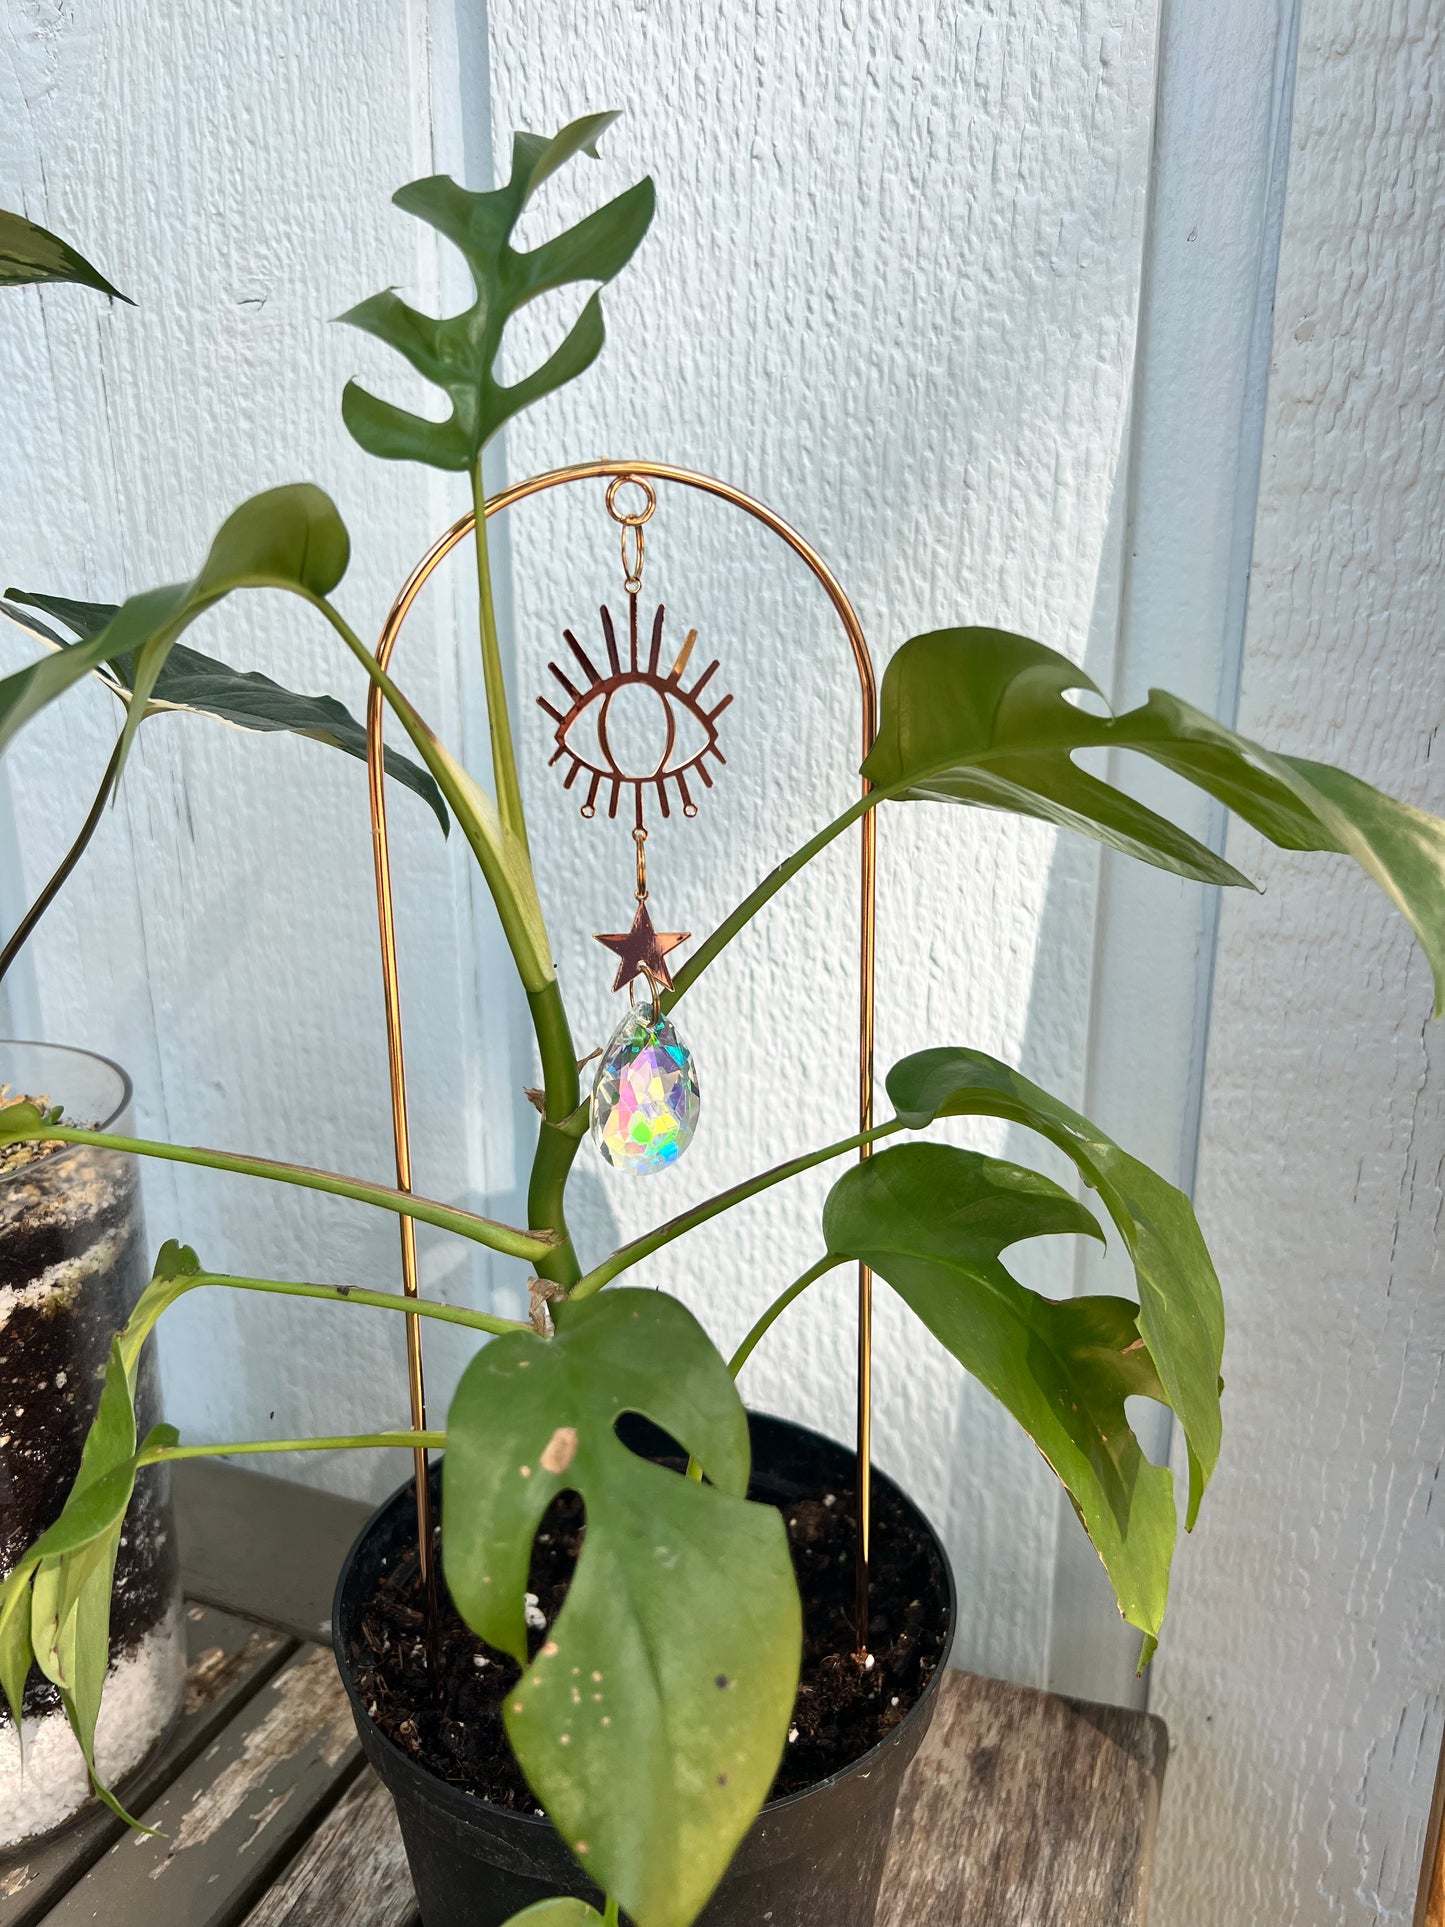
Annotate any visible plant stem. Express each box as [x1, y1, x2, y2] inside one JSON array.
[[140, 1430, 446, 1468], [570, 1119, 905, 1298], [182, 1270, 531, 1337], [0, 734, 123, 987], [662, 792, 876, 1010], [471, 461, 530, 856], [1, 1120, 554, 1262], [461, 502, 585, 1274], [299, 589, 555, 991], [685, 1253, 846, 1481], [604, 1899, 620, 1927], [526, 982, 585, 1287], [728, 1255, 844, 1378], [297, 587, 587, 1279]]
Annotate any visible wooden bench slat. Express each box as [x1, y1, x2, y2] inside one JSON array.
[[0, 1605, 291, 1927], [877, 1670, 1167, 1927], [36, 1642, 360, 1927], [231, 1668, 1165, 1927], [173, 1460, 373, 1643], [240, 1773, 419, 1927]]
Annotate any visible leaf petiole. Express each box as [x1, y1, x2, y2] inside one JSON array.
[[471, 461, 530, 855], [663, 793, 875, 1009], [138, 1430, 446, 1468], [728, 1254, 845, 1379], [570, 1119, 904, 1298], [0, 1117, 554, 1262]]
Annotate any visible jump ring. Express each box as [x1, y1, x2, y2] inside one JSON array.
[[606, 475, 657, 527]]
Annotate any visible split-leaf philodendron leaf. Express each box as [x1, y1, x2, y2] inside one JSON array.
[[823, 1143, 1179, 1642], [1, 589, 449, 834], [0, 485, 350, 784], [887, 1046, 1224, 1527], [340, 113, 654, 469], [0, 209, 133, 302], [865, 628, 1445, 1012], [444, 1289, 800, 1927]]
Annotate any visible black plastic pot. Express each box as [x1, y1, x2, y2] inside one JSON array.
[[333, 1412, 955, 1927]]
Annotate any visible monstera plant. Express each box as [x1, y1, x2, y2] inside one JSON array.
[[2, 114, 1442, 1927]]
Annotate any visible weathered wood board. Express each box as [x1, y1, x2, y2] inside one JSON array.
[[173, 1459, 372, 1641], [877, 1670, 1167, 1927], [0, 1604, 290, 1927], [6, 1468, 1166, 1925], [220, 1666, 1166, 1927], [240, 1774, 420, 1927], [36, 1644, 360, 1927]]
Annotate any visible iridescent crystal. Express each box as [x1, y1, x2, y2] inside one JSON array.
[[591, 1002, 700, 1174]]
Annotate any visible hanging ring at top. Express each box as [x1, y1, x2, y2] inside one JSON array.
[[605, 474, 657, 526], [607, 475, 656, 593]]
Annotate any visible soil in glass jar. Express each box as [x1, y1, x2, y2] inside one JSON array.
[[0, 1042, 184, 1849]]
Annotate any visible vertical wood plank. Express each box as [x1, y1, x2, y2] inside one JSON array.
[[1150, 1, 1445, 1920], [1047, 0, 1301, 1709], [485, 0, 1162, 1691]]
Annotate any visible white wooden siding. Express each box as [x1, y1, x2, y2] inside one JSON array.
[[3, 3, 1442, 1920], [1149, 2, 1445, 1919]]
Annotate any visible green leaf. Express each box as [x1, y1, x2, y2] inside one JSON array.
[[865, 629, 1445, 1012], [863, 629, 1246, 885], [0, 209, 133, 301], [2, 590, 449, 834], [0, 1244, 188, 1819], [1119, 692, 1445, 1017], [887, 1046, 1224, 1526], [20, 1340, 159, 1824], [0, 1567, 36, 1742], [0, 486, 349, 783], [444, 1290, 800, 1927], [500, 1906, 605, 1926], [0, 1099, 47, 1142], [340, 113, 654, 469], [117, 1241, 207, 1380], [823, 1143, 1179, 1640]]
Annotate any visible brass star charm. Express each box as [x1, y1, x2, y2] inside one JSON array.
[[594, 902, 690, 995]]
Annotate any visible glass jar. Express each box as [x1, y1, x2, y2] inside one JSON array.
[[0, 1042, 184, 1848]]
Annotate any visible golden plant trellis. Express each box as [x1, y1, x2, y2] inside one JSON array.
[[366, 460, 879, 1644]]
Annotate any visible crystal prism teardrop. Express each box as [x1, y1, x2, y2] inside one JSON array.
[[591, 1001, 700, 1174]]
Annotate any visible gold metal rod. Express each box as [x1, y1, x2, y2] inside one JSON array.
[[366, 459, 879, 1653], [365, 676, 439, 1661]]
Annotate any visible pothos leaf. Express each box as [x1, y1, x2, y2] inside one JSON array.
[[2, 589, 449, 834], [444, 1289, 800, 1927], [340, 113, 654, 469], [866, 629, 1445, 1011], [2, 1340, 160, 1822], [499, 1906, 605, 1926], [0, 1243, 195, 1819], [0, 486, 349, 784], [887, 1046, 1224, 1527], [0, 209, 133, 301], [823, 1143, 1180, 1642]]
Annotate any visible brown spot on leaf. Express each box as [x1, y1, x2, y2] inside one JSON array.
[[540, 1425, 579, 1474]]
